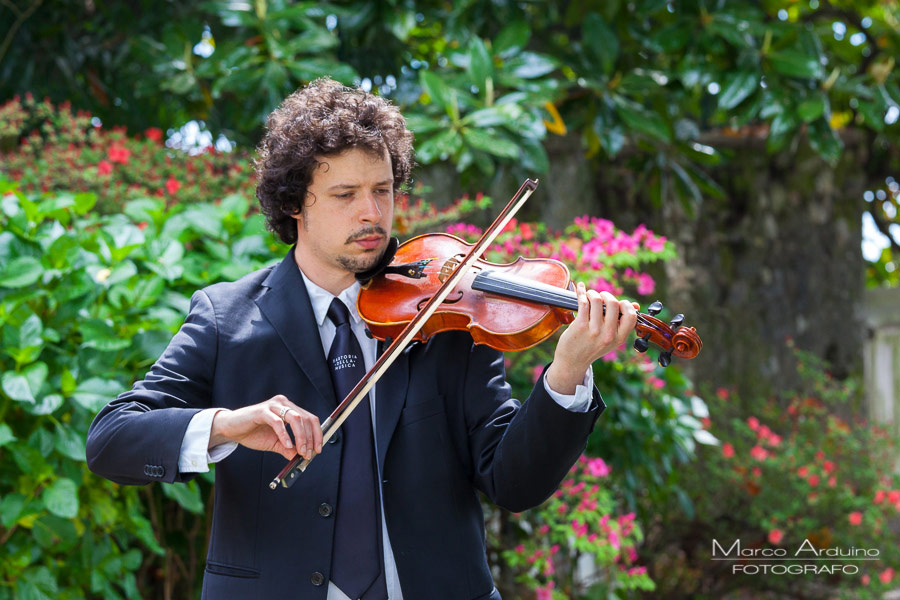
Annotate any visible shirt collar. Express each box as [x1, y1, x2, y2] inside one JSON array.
[[298, 268, 363, 328]]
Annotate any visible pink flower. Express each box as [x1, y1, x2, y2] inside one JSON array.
[[888, 490, 900, 504], [722, 443, 735, 458], [571, 519, 587, 538], [531, 364, 544, 384], [716, 387, 730, 400], [768, 529, 784, 544], [515, 544, 525, 554], [823, 460, 836, 474], [536, 583, 555, 600], [750, 445, 768, 461], [645, 236, 666, 252], [797, 466, 809, 478], [538, 525, 550, 535], [747, 416, 760, 431], [586, 458, 611, 477], [636, 273, 655, 295], [875, 490, 886, 504], [880, 568, 895, 584], [647, 375, 665, 389], [608, 529, 620, 550], [165, 177, 181, 195], [849, 512, 863, 526], [808, 474, 820, 487], [97, 160, 113, 175], [862, 574, 870, 586]]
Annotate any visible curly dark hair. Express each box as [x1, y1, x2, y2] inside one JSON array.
[[255, 78, 415, 244]]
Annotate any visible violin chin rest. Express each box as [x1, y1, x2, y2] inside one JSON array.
[[356, 236, 400, 286]]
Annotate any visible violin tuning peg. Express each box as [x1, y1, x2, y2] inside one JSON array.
[[633, 337, 650, 353], [364, 328, 374, 339], [669, 314, 684, 329], [658, 351, 672, 368], [648, 301, 663, 316]]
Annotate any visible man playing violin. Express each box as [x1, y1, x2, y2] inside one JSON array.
[[86, 78, 639, 600]]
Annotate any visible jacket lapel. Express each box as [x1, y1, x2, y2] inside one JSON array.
[[255, 250, 337, 409]]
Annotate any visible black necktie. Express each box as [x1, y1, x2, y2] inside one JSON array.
[[326, 298, 387, 600]]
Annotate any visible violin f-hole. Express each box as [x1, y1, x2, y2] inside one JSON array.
[[417, 290, 464, 311]]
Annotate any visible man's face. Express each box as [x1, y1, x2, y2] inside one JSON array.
[[294, 146, 394, 282]]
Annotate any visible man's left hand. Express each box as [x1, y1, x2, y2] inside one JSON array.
[[546, 282, 639, 394]]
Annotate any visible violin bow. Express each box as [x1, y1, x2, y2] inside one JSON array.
[[269, 178, 540, 489]]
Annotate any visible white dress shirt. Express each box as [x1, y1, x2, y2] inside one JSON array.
[[178, 268, 594, 599]]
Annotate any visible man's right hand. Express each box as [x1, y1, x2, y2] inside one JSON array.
[[209, 396, 323, 460]]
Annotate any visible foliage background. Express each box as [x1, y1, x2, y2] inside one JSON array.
[[2, 0, 900, 598]]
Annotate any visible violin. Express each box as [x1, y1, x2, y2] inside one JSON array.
[[357, 232, 702, 366], [269, 179, 700, 489]]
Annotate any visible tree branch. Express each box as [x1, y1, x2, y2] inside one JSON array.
[[0, 0, 42, 67]]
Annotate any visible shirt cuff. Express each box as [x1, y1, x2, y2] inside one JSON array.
[[543, 366, 594, 413], [178, 408, 239, 473]]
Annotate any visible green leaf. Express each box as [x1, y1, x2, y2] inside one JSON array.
[[2, 362, 47, 403], [461, 128, 520, 159], [808, 120, 843, 165], [0, 256, 42, 288], [79, 319, 131, 352], [29, 393, 63, 416], [71, 377, 122, 413], [73, 192, 97, 215], [0, 423, 16, 448], [54, 423, 86, 461], [767, 50, 824, 79], [420, 70, 453, 115], [718, 71, 759, 110], [494, 21, 531, 57], [416, 129, 462, 163], [162, 481, 204, 514], [583, 13, 618, 75], [506, 52, 557, 79], [43, 478, 79, 518], [0, 493, 25, 528], [614, 98, 672, 142], [467, 37, 493, 88], [797, 96, 827, 123]]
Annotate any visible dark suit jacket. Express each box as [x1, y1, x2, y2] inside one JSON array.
[[86, 250, 604, 599]]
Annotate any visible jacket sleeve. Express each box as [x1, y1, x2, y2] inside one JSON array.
[[86, 290, 218, 485], [463, 342, 604, 513]]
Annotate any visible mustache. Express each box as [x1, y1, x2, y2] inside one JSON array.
[[346, 225, 387, 244]]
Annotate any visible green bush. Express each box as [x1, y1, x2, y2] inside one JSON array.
[[0, 178, 275, 598], [642, 345, 900, 599], [0, 95, 256, 214]]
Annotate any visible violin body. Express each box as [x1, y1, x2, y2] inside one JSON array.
[[358, 233, 576, 352]]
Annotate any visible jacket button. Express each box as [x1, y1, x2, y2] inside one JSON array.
[[310, 572, 325, 586], [318, 503, 332, 517]]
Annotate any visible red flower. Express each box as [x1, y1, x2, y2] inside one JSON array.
[[750, 445, 768, 461], [808, 474, 820, 487], [97, 160, 113, 176], [715, 387, 730, 400], [888, 490, 900, 504], [108, 144, 131, 164], [849, 512, 863, 526], [823, 460, 836, 473], [747, 416, 760, 431], [145, 127, 163, 142], [797, 466, 809, 478], [165, 177, 181, 195], [874, 490, 886, 504], [880, 568, 895, 584], [520, 222, 534, 240], [768, 529, 784, 544], [722, 443, 735, 459]]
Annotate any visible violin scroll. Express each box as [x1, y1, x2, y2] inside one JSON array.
[[632, 301, 702, 367]]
